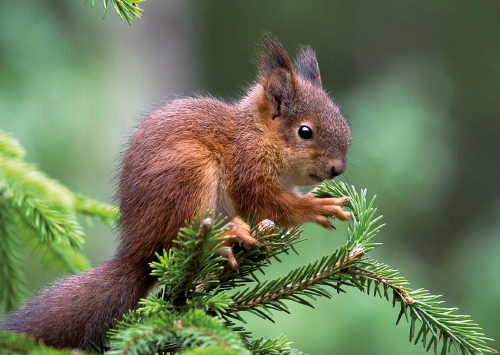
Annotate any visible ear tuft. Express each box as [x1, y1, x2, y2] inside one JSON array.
[[256, 33, 294, 81], [255, 33, 298, 118], [294, 45, 322, 87]]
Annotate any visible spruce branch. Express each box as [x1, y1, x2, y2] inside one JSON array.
[[0, 129, 117, 311], [0, 155, 76, 213], [0, 330, 84, 355], [3, 179, 85, 250], [108, 181, 496, 354], [182, 347, 246, 355], [130, 216, 306, 353], [84, 0, 145, 25], [74, 193, 119, 228], [246, 335, 304, 355], [0, 132, 24, 161], [212, 181, 495, 355], [2, 128, 494, 355], [227, 247, 367, 318], [223, 182, 384, 322], [0, 195, 26, 312], [340, 259, 497, 355], [146, 213, 229, 309], [140, 214, 304, 318], [200, 220, 304, 296], [107, 309, 251, 355], [315, 181, 496, 355], [20, 225, 90, 274]]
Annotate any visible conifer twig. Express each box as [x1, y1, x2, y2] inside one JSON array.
[[0, 330, 81, 354], [74, 193, 119, 228], [0, 129, 118, 311], [107, 309, 251, 355], [0, 195, 26, 312], [215, 181, 496, 354], [229, 247, 366, 312], [4, 181, 85, 249], [247, 334, 304, 355], [84, 0, 145, 25]]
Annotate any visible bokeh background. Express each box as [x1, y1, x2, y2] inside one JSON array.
[[1, 1, 499, 354]]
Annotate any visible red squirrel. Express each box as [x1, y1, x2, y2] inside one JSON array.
[[1, 35, 351, 350]]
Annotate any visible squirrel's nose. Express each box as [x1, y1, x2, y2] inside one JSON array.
[[331, 160, 346, 178]]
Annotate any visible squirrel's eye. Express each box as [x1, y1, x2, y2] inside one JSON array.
[[298, 125, 313, 140]]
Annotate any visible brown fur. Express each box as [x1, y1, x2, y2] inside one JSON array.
[[1, 34, 351, 350]]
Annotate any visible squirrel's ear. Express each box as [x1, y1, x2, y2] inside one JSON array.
[[294, 45, 322, 88], [256, 34, 298, 119]]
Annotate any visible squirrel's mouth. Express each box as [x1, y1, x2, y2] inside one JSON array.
[[309, 174, 324, 183]]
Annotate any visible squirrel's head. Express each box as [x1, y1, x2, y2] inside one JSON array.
[[254, 34, 351, 188]]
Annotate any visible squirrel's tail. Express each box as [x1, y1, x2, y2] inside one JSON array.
[[1, 254, 154, 351]]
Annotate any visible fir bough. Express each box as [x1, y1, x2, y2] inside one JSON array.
[[83, 0, 145, 25], [0, 130, 119, 312], [0, 331, 77, 355], [105, 182, 496, 355]]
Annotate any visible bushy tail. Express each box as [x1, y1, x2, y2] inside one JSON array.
[[1, 255, 153, 351]]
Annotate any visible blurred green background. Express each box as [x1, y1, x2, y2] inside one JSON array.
[[1, 1, 499, 354]]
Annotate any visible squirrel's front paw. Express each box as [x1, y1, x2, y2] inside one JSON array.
[[217, 217, 277, 269], [217, 216, 258, 269], [311, 196, 351, 229]]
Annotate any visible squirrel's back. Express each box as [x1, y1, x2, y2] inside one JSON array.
[[118, 96, 249, 258]]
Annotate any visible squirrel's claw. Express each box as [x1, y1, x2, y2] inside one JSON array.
[[219, 249, 239, 270], [216, 217, 278, 268], [216, 216, 256, 269], [317, 196, 351, 221], [309, 195, 351, 228]]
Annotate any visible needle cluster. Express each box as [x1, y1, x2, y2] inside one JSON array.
[[83, 0, 145, 25]]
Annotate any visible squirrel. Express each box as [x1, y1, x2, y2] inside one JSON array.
[[1, 34, 352, 350]]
